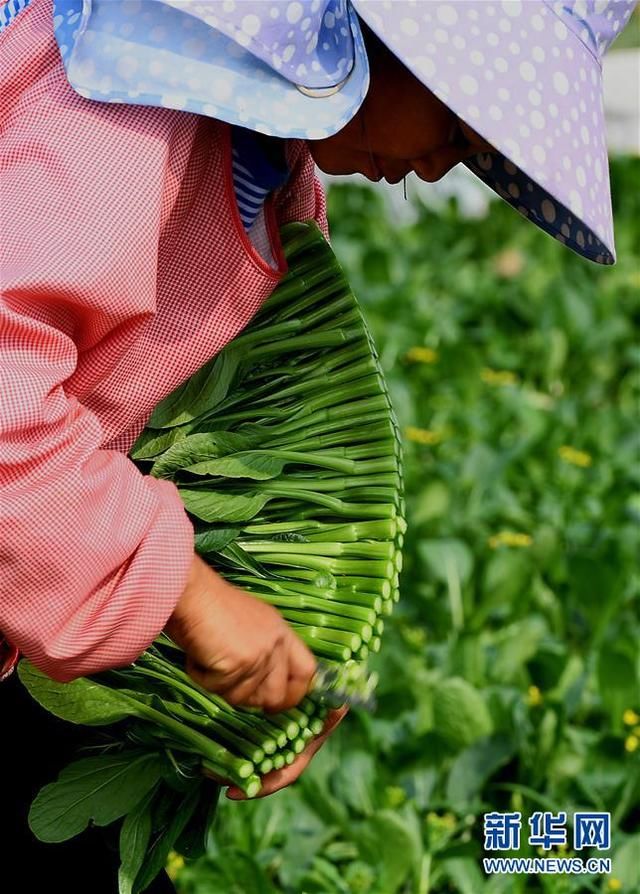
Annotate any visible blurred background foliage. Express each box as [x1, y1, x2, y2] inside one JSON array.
[[174, 155, 640, 894]]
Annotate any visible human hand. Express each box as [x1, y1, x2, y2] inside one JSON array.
[[164, 554, 316, 712], [222, 705, 348, 799]]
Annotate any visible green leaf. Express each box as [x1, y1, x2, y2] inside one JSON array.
[[151, 431, 253, 478], [173, 780, 221, 861], [217, 542, 267, 576], [567, 552, 626, 630], [545, 327, 568, 381], [432, 677, 493, 750], [482, 551, 533, 610], [446, 735, 515, 808], [354, 810, 421, 894], [186, 452, 286, 480], [441, 857, 487, 894], [191, 849, 277, 894], [279, 797, 334, 892], [129, 425, 189, 461], [597, 650, 639, 723], [118, 788, 156, 894], [133, 783, 201, 894], [419, 539, 474, 586], [178, 488, 269, 522], [412, 480, 451, 527], [18, 661, 147, 726], [148, 347, 242, 428], [333, 750, 377, 817], [612, 834, 640, 890], [194, 526, 240, 556], [28, 751, 166, 843], [488, 616, 547, 683], [301, 856, 351, 893], [299, 773, 349, 828]]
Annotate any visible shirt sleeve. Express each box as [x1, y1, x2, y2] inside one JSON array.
[[1, 299, 194, 682], [0, 29, 196, 683]]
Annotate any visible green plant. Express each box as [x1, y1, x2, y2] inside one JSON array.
[[175, 157, 640, 894], [19, 222, 405, 894]]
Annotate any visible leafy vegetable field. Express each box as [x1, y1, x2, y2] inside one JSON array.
[[174, 157, 640, 894]]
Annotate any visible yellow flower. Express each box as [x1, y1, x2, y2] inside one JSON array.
[[623, 709, 640, 726], [166, 851, 185, 881], [558, 445, 592, 468], [405, 426, 442, 445], [607, 879, 623, 891], [625, 735, 639, 753], [384, 785, 407, 808], [527, 685, 543, 707], [481, 367, 519, 386], [488, 531, 533, 549], [426, 811, 456, 830], [406, 346, 439, 364], [493, 248, 526, 279]]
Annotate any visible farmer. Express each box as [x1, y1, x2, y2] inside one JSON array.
[[1, 0, 635, 891]]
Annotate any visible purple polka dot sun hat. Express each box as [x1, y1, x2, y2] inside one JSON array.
[[353, 0, 637, 265], [53, 0, 636, 264]]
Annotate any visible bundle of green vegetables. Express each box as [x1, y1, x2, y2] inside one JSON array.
[[18, 222, 404, 893]]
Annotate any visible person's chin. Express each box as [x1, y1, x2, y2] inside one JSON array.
[[310, 155, 354, 177], [313, 161, 381, 181], [308, 146, 379, 181]]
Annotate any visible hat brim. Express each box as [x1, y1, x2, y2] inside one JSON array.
[[56, 0, 370, 140], [353, 0, 616, 264]]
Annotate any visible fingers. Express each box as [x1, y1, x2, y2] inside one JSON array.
[[229, 752, 314, 800], [178, 578, 318, 712], [244, 633, 316, 713], [227, 743, 318, 799], [256, 632, 316, 713], [185, 652, 267, 704], [252, 639, 289, 713], [284, 632, 317, 705], [226, 706, 349, 800], [217, 631, 316, 714]]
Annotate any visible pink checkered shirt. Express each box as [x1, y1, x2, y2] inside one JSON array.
[[0, 0, 328, 683]]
